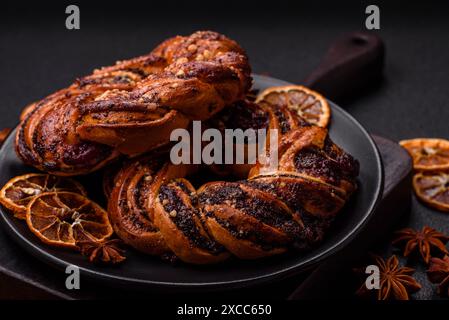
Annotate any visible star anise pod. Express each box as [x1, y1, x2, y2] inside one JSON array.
[[392, 226, 449, 264], [77, 238, 126, 264], [355, 255, 421, 300], [427, 255, 449, 297]]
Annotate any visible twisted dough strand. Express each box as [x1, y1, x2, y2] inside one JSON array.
[[15, 31, 251, 175], [14, 31, 359, 264], [108, 100, 359, 264]]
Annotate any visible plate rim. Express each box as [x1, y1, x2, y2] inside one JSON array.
[[0, 74, 384, 291]]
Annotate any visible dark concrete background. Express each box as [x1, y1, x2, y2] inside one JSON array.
[[0, 0, 448, 299]]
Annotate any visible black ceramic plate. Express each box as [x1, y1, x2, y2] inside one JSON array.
[[0, 75, 383, 291]]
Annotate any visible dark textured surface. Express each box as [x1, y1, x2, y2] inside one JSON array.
[[0, 1, 448, 299]]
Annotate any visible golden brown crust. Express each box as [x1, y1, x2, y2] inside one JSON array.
[[13, 30, 359, 264], [15, 31, 251, 175], [147, 162, 230, 264], [203, 218, 286, 259], [107, 155, 169, 255], [153, 178, 229, 264], [108, 97, 359, 264], [198, 182, 300, 259]]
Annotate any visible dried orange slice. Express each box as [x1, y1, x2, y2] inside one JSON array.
[[26, 192, 113, 249], [0, 174, 86, 219], [256, 85, 331, 127], [413, 172, 449, 212], [400, 138, 449, 171]]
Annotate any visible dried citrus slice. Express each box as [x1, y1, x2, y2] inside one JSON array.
[[256, 85, 331, 127], [400, 138, 449, 171], [26, 192, 113, 249], [413, 172, 449, 212], [0, 173, 86, 219]]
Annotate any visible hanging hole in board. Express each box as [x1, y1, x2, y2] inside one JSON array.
[[351, 36, 369, 46]]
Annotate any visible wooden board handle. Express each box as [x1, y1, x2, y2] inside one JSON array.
[[303, 31, 385, 102]]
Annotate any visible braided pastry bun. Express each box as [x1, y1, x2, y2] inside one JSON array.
[[107, 100, 359, 264], [15, 31, 251, 176]]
